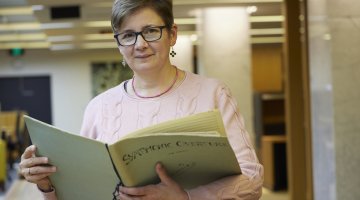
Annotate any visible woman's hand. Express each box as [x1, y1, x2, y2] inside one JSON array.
[[118, 163, 189, 200], [19, 145, 57, 192]]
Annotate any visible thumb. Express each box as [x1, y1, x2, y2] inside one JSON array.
[[155, 163, 175, 186]]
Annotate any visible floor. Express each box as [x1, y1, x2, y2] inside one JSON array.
[[1, 185, 289, 200], [261, 188, 289, 200], [0, 164, 289, 200], [1, 187, 288, 200]]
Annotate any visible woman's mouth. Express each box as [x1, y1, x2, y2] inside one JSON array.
[[135, 54, 152, 58]]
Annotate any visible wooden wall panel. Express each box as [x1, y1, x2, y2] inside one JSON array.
[[252, 44, 283, 92]]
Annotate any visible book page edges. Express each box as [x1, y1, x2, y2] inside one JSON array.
[[120, 110, 225, 140]]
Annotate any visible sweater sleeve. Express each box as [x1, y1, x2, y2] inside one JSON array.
[[41, 191, 57, 200], [79, 97, 101, 138], [187, 83, 263, 200]]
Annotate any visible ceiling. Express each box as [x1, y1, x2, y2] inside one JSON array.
[[0, 0, 283, 51]]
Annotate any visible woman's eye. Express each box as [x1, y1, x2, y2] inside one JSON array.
[[144, 28, 159, 34], [121, 33, 134, 39]]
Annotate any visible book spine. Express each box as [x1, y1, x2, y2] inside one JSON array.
[[105, 144, 123, 186]]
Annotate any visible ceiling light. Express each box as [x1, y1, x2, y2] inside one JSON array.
[[84, 21, 111, 28], [251, 37, 284, 44], [0, 6, 33, 15], [0, 33, 46, 42], [82, 42, 117, 49], [250, 28, 284, 35], [0, 42, 49, 49], [50, 44, 75, 51], [173, 0, 282, 5], [190, 34, 198, 42], [84, 34, 114, 40], [250, 16, 284, 22], [323, 34, 331, 41], [41, 22, 75, 29], [0, 22, 75, 31], [178, 31, 197, 36], [0, 23, 41, 31], [88, 2, 113, 7], [246, 6, 258, 14], [175, 18, 197, 25], [47, 35, 74, 42], [32, 5, 45, 11]]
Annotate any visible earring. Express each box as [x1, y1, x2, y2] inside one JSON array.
[[122, 60, 126, 67], [170, 47, 177, 57]]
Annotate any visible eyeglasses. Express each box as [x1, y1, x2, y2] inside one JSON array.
[[114, 25, 167, 46]]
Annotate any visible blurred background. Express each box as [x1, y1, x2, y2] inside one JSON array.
[[0, 0, 359, 200]]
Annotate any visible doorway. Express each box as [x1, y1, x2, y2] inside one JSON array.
[[0, 76, 52, 124]]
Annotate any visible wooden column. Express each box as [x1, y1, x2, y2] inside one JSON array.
[[283, 0, 313, 200]]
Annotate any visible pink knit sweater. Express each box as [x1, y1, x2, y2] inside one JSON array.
[[42, 71, 263, 200]]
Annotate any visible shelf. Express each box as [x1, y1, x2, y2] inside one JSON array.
[[261, 93, 284, 101], [262, 135, 286, 142], [263, 116, 285, 124]]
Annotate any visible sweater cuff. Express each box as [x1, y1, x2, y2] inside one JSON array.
[[186, 190, 191, 200], [38, 186, 56, 200], [41, 190, 56, 200]]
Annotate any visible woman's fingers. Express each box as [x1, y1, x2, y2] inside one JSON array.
[[119, 185, 148, 196], [19, 156, 50, 169], [21, 145, 36, 160], [19, 145, 56, 188], [26, 172, 53, 183], [155, 163, 175, 186], [118, 192, 143, 200], [19, 145, 56, 179], [21, 165, 56, 176]]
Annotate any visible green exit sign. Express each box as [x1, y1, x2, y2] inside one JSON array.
[[9, 48, 25, 57]]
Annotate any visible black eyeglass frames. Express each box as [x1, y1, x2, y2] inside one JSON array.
[[114, 25, 167, 46]]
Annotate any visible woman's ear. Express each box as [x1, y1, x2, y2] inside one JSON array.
[[170, 23, 178, 46]]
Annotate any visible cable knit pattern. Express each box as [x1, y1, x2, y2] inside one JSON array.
[[40, 71, 263, 200], [176, 82, 201, 118]]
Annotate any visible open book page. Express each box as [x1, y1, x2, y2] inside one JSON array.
[[24, 116, 120, 200], [121, 110, 226, 139], [132, 131, 221, 137], [108, 133, 241, 189]]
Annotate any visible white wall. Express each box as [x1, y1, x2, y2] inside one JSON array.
[[170, 35, 194, 72], [197, 7, 254, 139], [0, 49, 120, 133], [308, 0, 360, 199], [308, 0, 336, 199]]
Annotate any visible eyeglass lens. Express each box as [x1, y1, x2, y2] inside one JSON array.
[[116, 26, 165, 46]]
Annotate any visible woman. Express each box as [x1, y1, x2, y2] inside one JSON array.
[[20, 0, 263, 199]]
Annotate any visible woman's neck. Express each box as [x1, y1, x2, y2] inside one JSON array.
[[134, 65, 174, 89], [130, 65, 179, 98]]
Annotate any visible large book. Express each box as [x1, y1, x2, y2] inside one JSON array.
[[24, 110, 241, 200]]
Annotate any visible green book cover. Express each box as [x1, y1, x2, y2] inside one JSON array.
[[25, 110, 241, 200]]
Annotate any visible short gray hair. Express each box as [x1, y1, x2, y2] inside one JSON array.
[[111, 0, 174, 34]]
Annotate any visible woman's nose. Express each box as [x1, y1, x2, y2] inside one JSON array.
[[134, 34, 149, 49]]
